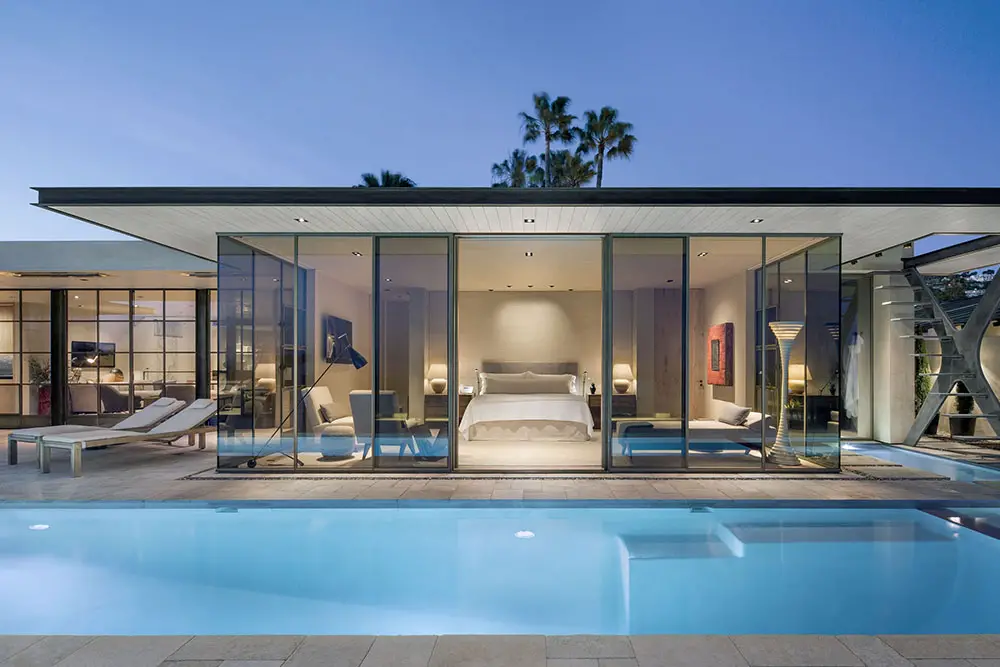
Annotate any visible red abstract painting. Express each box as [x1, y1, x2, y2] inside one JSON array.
[[707, 322, 733, 386]]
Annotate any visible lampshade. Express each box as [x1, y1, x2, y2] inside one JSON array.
[[769, 321, 804, 341], [426, 363, 448, 380], [612, 363, 634, 381], [787, 363, 811, 390]]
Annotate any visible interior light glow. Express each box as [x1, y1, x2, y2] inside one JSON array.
[[515, 530, 535, 539], [294, 217, 308, 223], [352, 251, 363, 257], [523, 218, 535, 224], [697, 252, 709, 257], [783, 279, 793, 284], [750, 218, 763, 224]]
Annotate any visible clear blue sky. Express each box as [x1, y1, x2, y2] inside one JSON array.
[[2, 0, 999, 240]]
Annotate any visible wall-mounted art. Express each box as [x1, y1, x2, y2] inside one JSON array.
[[707, 322, 733, 386]]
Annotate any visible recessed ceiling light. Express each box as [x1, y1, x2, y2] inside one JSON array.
[[548, 284, 555, 288], [568, 288, 574, 292], [783, 278, 793, 284], [73, 295, 79, 299], [667, 279, 674, 283], [697, 252, 709, 257], [272, 278, 279, 283], [506, 284, 512, 288], [385, 278, 392, 283], [352, 251, 363, 257], [527, 284, 534, 288], [750, 218, 763, 224], [523, 218, 535, 224], [294, 217, 308, 223], [525, 251, 533, 257], [488, 288, 494, 292], [874, 251, 883, 258]]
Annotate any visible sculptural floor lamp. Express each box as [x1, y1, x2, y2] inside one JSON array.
[[768, 321, 804, 466]]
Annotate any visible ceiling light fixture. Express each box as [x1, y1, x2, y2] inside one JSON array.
[[548, 284, 555, 288], [488, 288, 494, 292], [385, 278, 392, 283], [73, 295, 79, 299], [506, 284, 512, 288], [352, 251, 363, 257], [527, 284, 534, 288], [525, 251, 533, 257], [667, 279, 674, 283], [523, 218, 535, 224], [697, 252, 709, 257], [294, 217, 308, 223], [272, 278, 279, 283], [903, 242, 913, 249], [874, 251, 883, 258], [783, 278, 793, 284], [750, 218, 764, 224]]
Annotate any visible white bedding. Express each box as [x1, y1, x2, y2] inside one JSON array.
[[459, 393, 594, 440]]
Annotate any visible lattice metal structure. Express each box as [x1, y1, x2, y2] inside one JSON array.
[[898, 264, 1000, 446]]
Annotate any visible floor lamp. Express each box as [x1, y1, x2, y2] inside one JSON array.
[[768, 321, 803, 466]]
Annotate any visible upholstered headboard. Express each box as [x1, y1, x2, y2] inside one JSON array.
[[481, 361, 579, 375]]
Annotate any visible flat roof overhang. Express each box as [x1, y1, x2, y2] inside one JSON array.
[[34, 186, 1000, 262]]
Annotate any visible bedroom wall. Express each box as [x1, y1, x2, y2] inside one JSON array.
[[458, 291, 601, 388], [696, 270, 753, 420], [309, 271, 373, 411]]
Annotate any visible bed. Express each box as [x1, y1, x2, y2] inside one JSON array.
[[458, 362, 594, 442]]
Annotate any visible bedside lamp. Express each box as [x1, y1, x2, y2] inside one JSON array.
[[612, 363, 634, 394], [427, 363, 448, 394], [787, 363, 811, 394]]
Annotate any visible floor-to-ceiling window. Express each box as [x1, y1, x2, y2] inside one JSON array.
[[216, 231, 839, 473], [0, 290, 51, 427]]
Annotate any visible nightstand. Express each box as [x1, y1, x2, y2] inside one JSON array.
[[588, 393, 638, 429], [424, 393, 472, 420]]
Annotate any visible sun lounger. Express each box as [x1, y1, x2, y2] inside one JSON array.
[[6, 397, 185, 466], [39, 399, 217, 477]]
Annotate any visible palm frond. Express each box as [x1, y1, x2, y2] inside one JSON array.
[[359, 173, 380, 187]]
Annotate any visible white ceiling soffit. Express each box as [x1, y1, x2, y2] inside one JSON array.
[[46, 203, 1000, 264]]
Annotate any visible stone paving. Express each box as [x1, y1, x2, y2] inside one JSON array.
[[3, 634, 1000, 666], [5, 435, 1000, 503]]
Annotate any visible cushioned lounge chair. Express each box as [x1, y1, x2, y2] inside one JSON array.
[[39, 399, 217, 477], [6, 397, 186, 466]]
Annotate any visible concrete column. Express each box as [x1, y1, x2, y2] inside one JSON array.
[[872, 274, 915, 443]]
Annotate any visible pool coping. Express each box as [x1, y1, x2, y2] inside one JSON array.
[[5, 497, 1000, 509]]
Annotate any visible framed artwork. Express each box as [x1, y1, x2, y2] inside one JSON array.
[[707, 322, 734, 386]]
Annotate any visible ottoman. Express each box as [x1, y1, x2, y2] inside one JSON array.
[[318, 423, 356, 457]]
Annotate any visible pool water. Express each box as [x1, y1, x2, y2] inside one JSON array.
[[844, 442, 1000, 482], [2, 504, 1000, 635]]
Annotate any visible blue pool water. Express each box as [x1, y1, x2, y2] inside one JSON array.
[[844, 442, 1000, 482], [3, 504, 1000, 635]]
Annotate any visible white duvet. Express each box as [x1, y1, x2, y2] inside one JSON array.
[[459, 393, 594, 438]]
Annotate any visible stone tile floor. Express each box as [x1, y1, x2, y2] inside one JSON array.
[[3, 634, 1000, 666], [4, 435, 1000, 502]]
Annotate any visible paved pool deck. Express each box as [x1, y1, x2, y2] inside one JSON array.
[[2, 634, 1000, 666], [4, 434, 1000, 502]]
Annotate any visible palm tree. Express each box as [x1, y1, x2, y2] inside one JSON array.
[[575, 106, 636, 188], [543, 150, 596, 188], [519, 93, 575, 187], [491, 150, 539, 188], [357, 170, 416, 187]]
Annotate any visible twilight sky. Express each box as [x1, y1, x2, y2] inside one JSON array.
[[1, 0, 999, 241]]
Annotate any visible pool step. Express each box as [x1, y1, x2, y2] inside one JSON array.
[[618, 532, 742, 560], [721, 521, 954, 543]]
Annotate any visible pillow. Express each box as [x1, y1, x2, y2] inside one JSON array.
[[318, 402, 337, 423], [479, 372, 528, 394], [524, 372, 575, 394], [483, 376, 534, 394], [717, 402, 752, 426]]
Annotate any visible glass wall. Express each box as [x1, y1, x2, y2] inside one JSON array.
[[216, 232, 840, 473], [610, 238, 686, 469], [0, 291, 51, 425], [375, 237, 450, 469], [66, 289, 204, 426]]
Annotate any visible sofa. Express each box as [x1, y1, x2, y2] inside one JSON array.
[[302, 385, 356, 457]]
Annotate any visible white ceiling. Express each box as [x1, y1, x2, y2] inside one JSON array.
[[48, 203, 1000, 264], [0, 270, 215, 290]]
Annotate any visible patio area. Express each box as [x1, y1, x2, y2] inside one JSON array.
[[4, 432, 1000, 503]]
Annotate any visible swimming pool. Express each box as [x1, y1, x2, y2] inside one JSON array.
[[844, 442, 1000, 482], [2, 503, 1000, 635]]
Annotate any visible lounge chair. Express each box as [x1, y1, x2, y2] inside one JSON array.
[[6, 397, 186, 466], [39, 399, 218, 477]]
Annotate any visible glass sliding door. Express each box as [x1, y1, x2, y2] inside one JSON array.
[[687, 237, 764, 470], [374, 237, 450, 469], [609, 237, 686, 469]]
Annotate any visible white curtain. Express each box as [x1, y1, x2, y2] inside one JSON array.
[[844, 333, 864, 420]]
